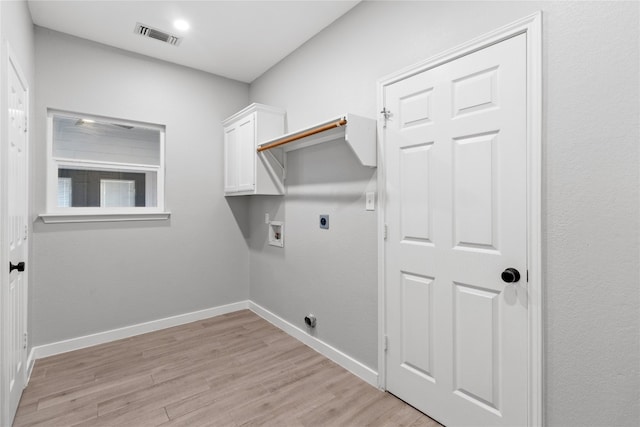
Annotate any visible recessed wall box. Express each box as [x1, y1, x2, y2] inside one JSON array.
[[268, 221, 284, 247]]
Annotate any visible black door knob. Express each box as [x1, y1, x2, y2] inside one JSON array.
[[10, 261, 25, 273], [501, 268, 520, 283]]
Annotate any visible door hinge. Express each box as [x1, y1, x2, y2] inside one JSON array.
[[24, 116, 28, 133], [380, 108, 392, 128], [24, 225, 28, 240], [384, 336, 388, 352], [23, 332, 28, 349], [526, 270, 529, 282], [384, 224, 388, 240]]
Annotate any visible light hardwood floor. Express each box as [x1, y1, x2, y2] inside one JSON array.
[[14, 310, 441, 426]]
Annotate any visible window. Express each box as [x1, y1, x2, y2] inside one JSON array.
[[42, 111, 169, 223], [100, 179, 136, 207], [57, 177, 72, 207]]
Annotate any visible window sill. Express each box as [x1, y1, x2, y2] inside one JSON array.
[[39, 212, 171, 224]]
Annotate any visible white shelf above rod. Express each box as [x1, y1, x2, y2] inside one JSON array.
[[257, 113, 377, 168]]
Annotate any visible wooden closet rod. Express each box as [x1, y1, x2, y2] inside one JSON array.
[[257, 118, 347, 153]]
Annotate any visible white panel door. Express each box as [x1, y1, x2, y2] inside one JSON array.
[[4, 52, 29, 425], [384, 34, 527, 426]]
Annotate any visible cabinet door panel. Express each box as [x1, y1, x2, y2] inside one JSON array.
[[224, 125, 238, 192], [237, 115, 256, 192]]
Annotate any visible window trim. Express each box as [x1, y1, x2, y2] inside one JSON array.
[[40, 212, 170, 224], [41, 110, 170, 223]]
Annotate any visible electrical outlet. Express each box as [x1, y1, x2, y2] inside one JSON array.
[[319, 215, 329, 229]]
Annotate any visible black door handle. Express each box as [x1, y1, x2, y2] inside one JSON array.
[[501, 268, 520, 283], [10, 262, 25, 272]]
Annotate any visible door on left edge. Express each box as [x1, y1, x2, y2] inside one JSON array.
[[5, 50, 29, 424]]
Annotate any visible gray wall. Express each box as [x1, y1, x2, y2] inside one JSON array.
[[249, 1, 640, 426], [248, 144, 378, 368], [31, 28, 251, 346]]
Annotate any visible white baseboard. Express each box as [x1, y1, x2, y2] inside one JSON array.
[[30, 300, 250, 360], [248, 301, 378, 387], [26, 347, 36, 383], [28, 299, 378, 389]]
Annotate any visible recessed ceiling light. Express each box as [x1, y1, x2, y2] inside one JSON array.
[[174, 19, 190, 31]]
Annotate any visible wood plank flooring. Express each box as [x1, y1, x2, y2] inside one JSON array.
[[14, 310, 441, 426]]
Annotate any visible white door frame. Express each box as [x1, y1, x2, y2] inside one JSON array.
[[376, 12, 542, 426]]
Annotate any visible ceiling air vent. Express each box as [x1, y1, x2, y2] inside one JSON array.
[[134, 23, 181, 46]]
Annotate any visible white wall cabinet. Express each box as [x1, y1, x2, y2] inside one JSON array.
[[223, 103, 286, 196]]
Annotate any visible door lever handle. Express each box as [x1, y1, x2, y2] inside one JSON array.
[[10, 262, 25, 272]]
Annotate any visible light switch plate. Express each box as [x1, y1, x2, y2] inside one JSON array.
[[366, 192, 375, 211]]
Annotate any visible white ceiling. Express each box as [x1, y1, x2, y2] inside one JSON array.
[[27, 1, 360, 83]]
